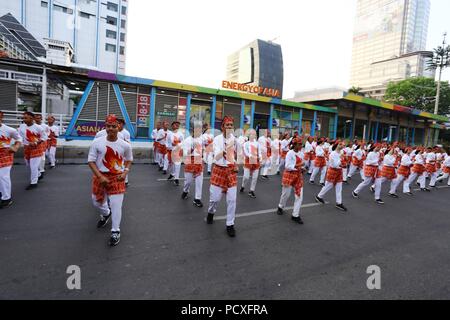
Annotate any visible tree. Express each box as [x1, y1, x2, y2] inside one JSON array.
[[384, 77, 450, 115], [348, 86, 364, 96]]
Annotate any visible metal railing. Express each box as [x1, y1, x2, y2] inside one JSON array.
[[1, 110, 71, 135]]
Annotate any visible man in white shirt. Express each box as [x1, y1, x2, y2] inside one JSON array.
[[0, 111, 22, 207], [425, 146, 439, 189], [151, 121, 161, 165], [166, 121, 184, 186], [258, 129, 272, 179], [315, 141, 347, 211], [34, 114, 49, 180], [352, 144, 381, 199], [156, 121, 169, 172], [389, 147, 413, 196], [18, 112, 47, 190], [277, 137, 305, 224], [88, 114, 133, 247], [206, 116, 238, 237], [46, 115, 59, 169], [309, 139, 327, 186], [241, 129, 261, 198], [202, 123, 214, 175], [436, 152, 450, 186], [405, 148, 428, 193], [182, 122, 205, 207]]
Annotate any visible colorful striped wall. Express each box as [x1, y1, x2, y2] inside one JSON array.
[[87, 71, 337, 114], [344, 93, 449, 123]]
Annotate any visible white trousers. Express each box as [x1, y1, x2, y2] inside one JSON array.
[[278, 157, 286, 173], [389, 174, 409, 194], [347, 164, 359, 178], [183, 172, 203, 200], [208, 185, 237, 226], [374, 177, 395, 200], [354, 176, 374, 194], [91, 193, 124, 232], [242, 168, 259, 191], [405, 172, 425, 192], [0, 166, 12, 200], [204, 152, 213, 173], [163, 153, 170, 171], [46, 146, 56, 166], [436, 173, 450, 185], [310, 166, 327, 184], [428, 172, 438, 187], [25, 156, 41, 185], [318, 181, 343, 204], [308, 161, 316, 175], [156, 151, 163, 167], [39, 154, 45, 174], [278, 186, 303, 217], [342, 168, 348, 182], [261, 159, 271, 176]]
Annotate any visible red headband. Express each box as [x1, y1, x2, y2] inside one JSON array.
[[105, 114, 118, 124], [221, 115, 234, 127]]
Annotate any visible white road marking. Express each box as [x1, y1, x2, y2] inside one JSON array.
[[215, 202, 329, 221], [157, 176, 244, 182]]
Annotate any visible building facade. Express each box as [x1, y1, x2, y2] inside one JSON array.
[[350, 0, 433, 97], [226, 39, 284, 98], [0, 0, 128, 74]]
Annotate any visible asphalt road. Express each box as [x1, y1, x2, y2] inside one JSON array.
[[0, 163, 449, 300]]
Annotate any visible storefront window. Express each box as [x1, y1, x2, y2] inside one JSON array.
[[223, 97, 241, 130], [189, 100, 211, 130]]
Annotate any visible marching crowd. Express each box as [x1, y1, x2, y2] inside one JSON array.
[[1, 112, 449, 246]]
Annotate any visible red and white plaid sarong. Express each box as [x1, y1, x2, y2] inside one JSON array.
[[326, 167, 343, 185], [24, 144, 44, 161], [397, 165, 411, 178], [92, 172, 126, 203], [0, 148, 13, 168], [210, 164, 238, 193], [281, 155, 304, 196], [412, 164, 425, 175], [381, 166, 396, 180], [244, 156, 260, 172], [185, 156, 203, 178], [364, 165, 378, 178], [314, 156, 326, 168], [426, 163, 436, 174]]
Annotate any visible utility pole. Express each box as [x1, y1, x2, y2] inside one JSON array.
[[431, 32, 450, 115]]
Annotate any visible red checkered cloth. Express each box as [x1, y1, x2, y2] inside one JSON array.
[[0, 148, 14, 168], [47, 132, 57, 149], [412, 164, 425, 175], [314, 156, 327, 168], [154, 141, 160, 152], [340, 155, 349, 168], [443, 166, 450, 174], [210, 164, 238, 193], [24, 144, 44, 160], [266, 141, 272, 158], [380, 166, 396, 180], [92, 172, 126, 203], [364, 165, 378, 178], [326, 167, 343, 185], [352, 156, 363, 168], [185, 156, 203, 178], [159, 144, 167, 156], [324, 149, 330, 161], [425, 163, 436, 174], [281, 156, 304, 196], [397, 165, 411, 178], [244, 156, 261, 172]]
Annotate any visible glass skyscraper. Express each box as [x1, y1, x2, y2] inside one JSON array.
[[350, 0, 433, 99], [226, 39, 284, 98], [0, 0, 128, 74]]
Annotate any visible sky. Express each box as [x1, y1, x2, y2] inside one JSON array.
[[126, 0, 450, 99]]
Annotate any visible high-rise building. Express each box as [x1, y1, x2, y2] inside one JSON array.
[[0, 0, 128, 74], [226, 39, 284, 98], [350, 0, 434, 99]]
